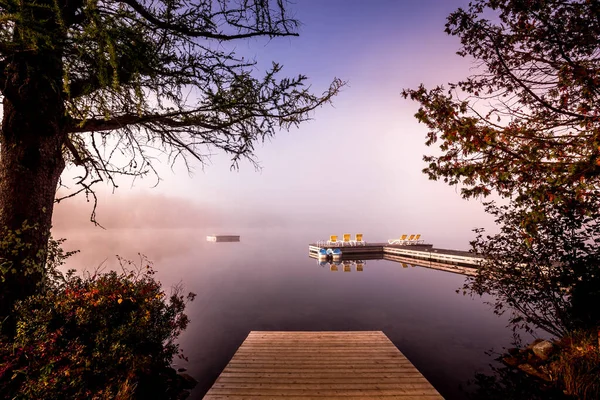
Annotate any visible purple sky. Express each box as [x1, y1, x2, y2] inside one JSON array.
[[56, 0, 498, 250]]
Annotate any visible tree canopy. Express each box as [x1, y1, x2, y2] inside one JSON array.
[[403, 0, 600, 207], [0, 0, 342, 201], [403, 0, 600, 338], [0, 0, 342, 323], [468, 197, 600, 337]]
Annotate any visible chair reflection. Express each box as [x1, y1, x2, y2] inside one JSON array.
[[343, 261, 352, 272], [317, 259, 367, 272], [333, 260, 366, 272]]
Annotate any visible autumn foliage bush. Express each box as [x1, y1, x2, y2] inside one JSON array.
[[0, 255, 195, 399]]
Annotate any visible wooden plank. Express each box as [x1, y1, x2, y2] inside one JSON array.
[[238, 345, 400, 348], [221, 369, 425, 374], [216, 377, 431, 383], [241, 340, 396, 343], [225, 358, 416, 364], [221, 368, 422, 378], [205, 396, 444, 400], [220, 368, 424, 374], [248, 331, 387, 337], [225, 361, 418, 367], [203, 331, 444, 399], [205, 388, 441, 396], [230, 353, 407, 357], [240, 342, 395, 345], [211, 383, 436, 390], [228, 358, 414, 363], [233, 347, 400, 351], [246, 333, 383, 337], [244, 340, 392, 342]]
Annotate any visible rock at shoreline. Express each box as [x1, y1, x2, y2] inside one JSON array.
[[502, 356, 520, 367], [526, 338, 545, 350], [518, 363, 552, 382], [532, 340, 555, 361]]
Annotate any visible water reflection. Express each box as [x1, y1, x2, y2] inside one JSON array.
[[318, 259, 367, 272], [467, 359, 568, 400], [310, 249, 476, 277], [343, 261, 351, 272], [54, 227, 520, 400]]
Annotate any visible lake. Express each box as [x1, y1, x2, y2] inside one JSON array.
[[55, 227, 522, 400]]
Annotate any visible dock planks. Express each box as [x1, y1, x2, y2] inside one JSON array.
[[203, 331, 444, 399]]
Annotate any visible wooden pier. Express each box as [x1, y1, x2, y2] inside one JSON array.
[[203, 331, 444, 399], [308, 243, 483, 275]]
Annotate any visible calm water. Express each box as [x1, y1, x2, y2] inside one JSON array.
[[57, 227, 521, 400]]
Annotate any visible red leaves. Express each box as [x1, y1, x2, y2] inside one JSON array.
[[1, 262, 196, 399]]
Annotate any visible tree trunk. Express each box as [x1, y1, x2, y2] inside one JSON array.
[[0, 48, 66, 326]]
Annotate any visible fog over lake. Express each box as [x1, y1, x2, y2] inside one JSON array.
[[50, 3, 513, 393], [52, 193, 521, 400]]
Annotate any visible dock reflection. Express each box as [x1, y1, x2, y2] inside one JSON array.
[[318, 259, 367, 272], [310, 251, 476, 276], [313, 254, 429, 273]]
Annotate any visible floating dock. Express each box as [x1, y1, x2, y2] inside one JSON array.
[[309, 243, 483, 276], [203, 331, 444, 399], [207, 235, 240, 242]]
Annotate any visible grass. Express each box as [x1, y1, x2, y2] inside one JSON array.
[[553, 329, 600, 399]]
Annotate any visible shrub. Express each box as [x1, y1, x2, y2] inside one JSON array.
[[0, 257, 195, 399]]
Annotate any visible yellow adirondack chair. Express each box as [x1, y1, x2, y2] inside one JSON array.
[[353, 233, 365, 246], [341, 233, 351, 246], [388, 234, 407, 245], [327, 235, 339, 246]]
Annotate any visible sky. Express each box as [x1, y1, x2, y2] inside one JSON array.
[[55, 0, 499, 251]]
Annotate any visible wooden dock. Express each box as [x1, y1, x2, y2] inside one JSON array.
[[203, 331, 444, 399], [308, 243, 483, 275]]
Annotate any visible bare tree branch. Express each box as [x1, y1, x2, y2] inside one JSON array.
[[118, 0, 299, 40]]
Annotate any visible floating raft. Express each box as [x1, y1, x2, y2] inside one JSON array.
[[203, 331, 444, 399], [207, 235, 240, 242]]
